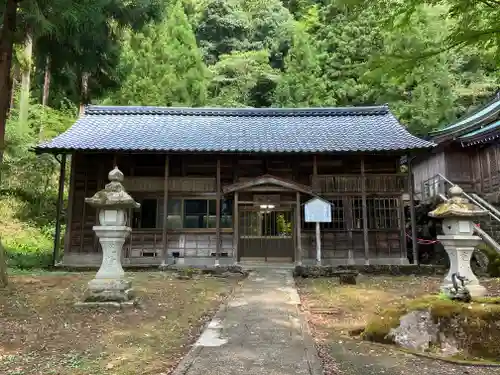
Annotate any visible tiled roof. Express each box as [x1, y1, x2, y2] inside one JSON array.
[[35, 105, 434, 153], [459, 119, 500, 146], [431, 93, 500, 141]]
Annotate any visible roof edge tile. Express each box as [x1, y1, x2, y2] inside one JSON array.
[[83, 105, 390, 117]]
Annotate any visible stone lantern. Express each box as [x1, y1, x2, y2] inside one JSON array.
[[82, 166, 140, 304], [428, 185, 488, 297]]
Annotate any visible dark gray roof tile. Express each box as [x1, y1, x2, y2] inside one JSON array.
[[35, 105, 435, 153]]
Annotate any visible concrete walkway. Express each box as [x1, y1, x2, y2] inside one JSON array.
[[173, 269, 323, 375]]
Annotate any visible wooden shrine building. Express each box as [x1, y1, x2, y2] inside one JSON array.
[[35, 105, 433, 267], [413, 93, 500, 202]]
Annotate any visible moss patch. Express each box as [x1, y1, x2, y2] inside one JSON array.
[[363, 295, 500, 361]]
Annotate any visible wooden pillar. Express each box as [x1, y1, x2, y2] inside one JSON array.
[[408, 156, 418, 265], [361, 157, 370, 264], [52, 154, 67, 266], [161, 155, 169, 265], [63, 154, 76, 256], [215, 159, 221, 265], [399, 195, 407, 262], [313, 155, 318, 176], [233, 191, 239, 263], [295, 191, 302, 264], [343, 196, 354, 264], [315, 222, 321, 264]]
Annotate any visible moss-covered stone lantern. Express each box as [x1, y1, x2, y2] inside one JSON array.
[[428, 185, 488, 297], [82, 166, 140, 304]]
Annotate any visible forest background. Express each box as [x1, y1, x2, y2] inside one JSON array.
[[1, 0, 499, 268]]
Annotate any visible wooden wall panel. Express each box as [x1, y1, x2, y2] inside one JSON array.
[[412, 152, 446, 196]]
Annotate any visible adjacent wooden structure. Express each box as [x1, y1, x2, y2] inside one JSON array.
[[413, 93, 500, 202]]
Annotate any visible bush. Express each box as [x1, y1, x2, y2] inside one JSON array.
[[476, 244, 500, 277], [1, 194, 58, 269], [5, 237, 53, 269]]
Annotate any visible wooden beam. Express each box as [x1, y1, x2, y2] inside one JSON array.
[[233, 191, 239, 263], [216, 159, 221, 265], [361, 157, 370, 264], [161, 155, 169, 265], [52, 154, 67, 266], [223, 174, 314, 195], [296, 191, 302, 264]]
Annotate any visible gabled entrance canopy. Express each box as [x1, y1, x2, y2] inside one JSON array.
[[222, 174, 315, 195]]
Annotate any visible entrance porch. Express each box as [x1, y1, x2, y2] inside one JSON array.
[[224, 174, 312, 265]]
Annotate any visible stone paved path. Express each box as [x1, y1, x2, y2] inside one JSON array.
[[173, 269, 323, 375]]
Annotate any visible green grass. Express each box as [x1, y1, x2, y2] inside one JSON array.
[[0, 195, 54, 269]]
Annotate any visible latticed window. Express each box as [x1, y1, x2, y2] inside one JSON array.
[[351, 197, 400, 230], [368, 198, 399, 229]]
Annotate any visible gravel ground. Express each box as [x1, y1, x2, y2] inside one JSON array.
[[320, 337, 500, 375]]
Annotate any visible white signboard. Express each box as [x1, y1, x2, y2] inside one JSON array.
[[304, 197, 332, 223]]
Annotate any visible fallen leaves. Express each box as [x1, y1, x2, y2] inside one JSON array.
[[0, 271, 239, 375]]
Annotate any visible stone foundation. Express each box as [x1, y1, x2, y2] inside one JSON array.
[[294, 264, 448, 277]]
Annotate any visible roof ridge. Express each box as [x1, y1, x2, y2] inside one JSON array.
[[83, 105, 390, 117], [431, 92, 500, 137]]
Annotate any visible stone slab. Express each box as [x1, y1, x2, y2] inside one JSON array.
[[74, 300, 139, 309]]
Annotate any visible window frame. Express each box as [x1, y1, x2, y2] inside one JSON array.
[[160, 197, 234, 230]]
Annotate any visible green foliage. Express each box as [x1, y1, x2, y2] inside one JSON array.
[[105, 0, 209, 106], [477, 244, 500, 277], [196, 0, 254, 65], [5, 0, 500, 269], [209, 50, 280, 107], [274, 21, 325, 106], [345, 0, 500, 59], [0, 194, 55, 269], [276, 214, 292, 235], [1, 87, 74, 269]]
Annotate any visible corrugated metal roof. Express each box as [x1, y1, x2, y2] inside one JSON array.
[[35, 105, 435, 153]]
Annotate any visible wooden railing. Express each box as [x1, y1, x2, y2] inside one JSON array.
[[311, 174, 407, 193], [125, 229, 163, 258]]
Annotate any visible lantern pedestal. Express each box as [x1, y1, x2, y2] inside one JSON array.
[[85, 224, 133, 303], [438, 235, 486, 297]]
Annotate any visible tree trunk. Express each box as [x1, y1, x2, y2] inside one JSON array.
[[39, 55, 51, 140], [42, 55, 51, 106], [19, 30, 33, 131], [0, 0, 19, 287], [10, 66, 17, 109], [79, 72, 89, 116]]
